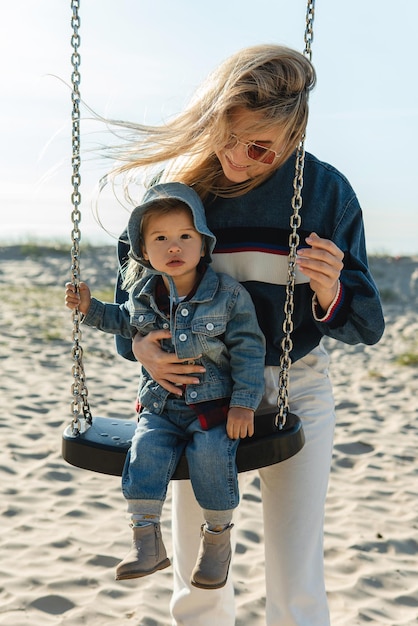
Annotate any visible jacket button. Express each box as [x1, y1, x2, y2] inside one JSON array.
[[179, 333, 187, 342], [206, 322, 214, 331], [190, 391, 198, 399], [153, 402, 159, 409], [180, 308, 189, 316], [162, 322, 169, 329], [138, 315, 144, 322]]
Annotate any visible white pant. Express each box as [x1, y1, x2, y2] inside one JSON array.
[[170, 342, 335, 626]]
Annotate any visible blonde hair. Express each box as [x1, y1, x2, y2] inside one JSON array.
[[105, 44, 315, 200]]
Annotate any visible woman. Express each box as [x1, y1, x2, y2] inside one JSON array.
[[110, 45, 384, 625]]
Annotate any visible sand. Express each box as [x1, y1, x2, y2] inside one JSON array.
[[0, 244, 417, 625]]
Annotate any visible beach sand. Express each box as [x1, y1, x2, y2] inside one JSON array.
[[0, 244, 417, 625]]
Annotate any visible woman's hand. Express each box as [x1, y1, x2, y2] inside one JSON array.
[[296, 232, 344, 311], [65, 281, 91, 315], [132, 330, 206, 395], [226, 407, 254, 440]]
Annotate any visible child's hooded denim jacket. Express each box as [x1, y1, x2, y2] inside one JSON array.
[[83, 182, 266, 415]]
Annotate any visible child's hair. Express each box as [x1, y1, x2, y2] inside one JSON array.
[[101, 44, 316, 200], [122, 198, 196, 289]]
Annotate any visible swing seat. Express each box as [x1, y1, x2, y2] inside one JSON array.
[[62, 412, 304, 478]]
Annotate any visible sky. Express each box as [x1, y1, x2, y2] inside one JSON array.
[[1, 0, 417, 256]]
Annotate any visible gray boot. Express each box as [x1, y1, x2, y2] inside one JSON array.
[[115, 523, 170, 581], [191, 524, 233, 589]]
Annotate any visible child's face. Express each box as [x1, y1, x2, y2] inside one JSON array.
[[142, 207, 205, 282]]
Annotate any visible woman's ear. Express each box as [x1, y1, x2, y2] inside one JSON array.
[[200, 239, 206, 258], [142, 244, 149, 261]]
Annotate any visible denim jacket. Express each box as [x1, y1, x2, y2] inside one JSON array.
[[83, 182, 266, 415], [83, 266, 265, 414]]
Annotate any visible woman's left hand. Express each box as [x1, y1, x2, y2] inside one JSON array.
[[296, 232, 344, 311]]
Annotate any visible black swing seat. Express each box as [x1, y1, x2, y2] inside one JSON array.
[[62, 412, 304, 478]]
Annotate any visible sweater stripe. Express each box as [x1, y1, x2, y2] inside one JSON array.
[[214, 242, 289, 255], [212, 250, 309, 286]]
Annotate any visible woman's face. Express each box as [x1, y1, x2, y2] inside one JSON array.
[[215, 108, 287, 184]]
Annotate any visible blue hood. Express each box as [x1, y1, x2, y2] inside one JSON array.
[[127, 182, 216, 271]]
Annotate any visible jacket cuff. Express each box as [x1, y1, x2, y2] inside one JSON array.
[[230, 391, 263, 412], [82, 297, 105, 326]]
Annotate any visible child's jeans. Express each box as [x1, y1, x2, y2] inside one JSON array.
[[122, 397, 240, 512]]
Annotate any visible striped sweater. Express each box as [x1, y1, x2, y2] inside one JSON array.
[[115, 151, 384, 365]]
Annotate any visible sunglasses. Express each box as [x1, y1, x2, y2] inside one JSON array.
[[225, 134, 282, 165]]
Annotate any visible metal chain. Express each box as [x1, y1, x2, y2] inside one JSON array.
[[304, 1, 315, 62], [66, 0, 313, 433], [69, 0, 92, 434], [275, 0, 315, 429]]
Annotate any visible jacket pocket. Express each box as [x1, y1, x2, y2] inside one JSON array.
[[131, 311, 158, 332], [191, 316, 227, 337]]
